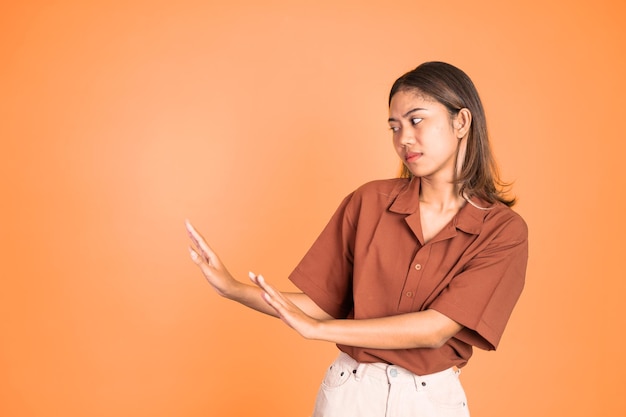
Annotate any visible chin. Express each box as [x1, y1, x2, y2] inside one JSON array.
[[406, 166, 427, 178]]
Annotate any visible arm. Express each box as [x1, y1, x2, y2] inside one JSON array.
[[313, 309, 463, 349], [251, 273, 462, 349], [186, 220, 333, 320]]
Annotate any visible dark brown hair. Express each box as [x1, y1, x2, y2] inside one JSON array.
[[389, 61, 515, 207]]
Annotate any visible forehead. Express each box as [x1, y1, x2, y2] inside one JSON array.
[[388, 90, 445, 116]]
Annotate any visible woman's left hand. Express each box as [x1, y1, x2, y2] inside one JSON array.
[[249, 273, 464, 350], [248, 272, 321, 340]]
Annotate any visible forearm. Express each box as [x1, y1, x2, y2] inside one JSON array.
[[309, 309, 462, 349], [249, 274, 462, 347], [185, 221, 330, 320], [224, 279, 333, 320], [222, 280, 280, 317]]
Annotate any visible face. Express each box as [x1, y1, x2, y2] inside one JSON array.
[[388, 89, 468, 181]]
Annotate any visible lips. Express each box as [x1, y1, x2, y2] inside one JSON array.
[[405, 152, 422, 163]]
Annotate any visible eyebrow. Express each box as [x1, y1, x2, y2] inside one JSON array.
[[388, 107, 428, 123]]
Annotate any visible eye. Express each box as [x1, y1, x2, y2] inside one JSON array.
[[389, 126, 400, 133], [411, 118, 423, 126]]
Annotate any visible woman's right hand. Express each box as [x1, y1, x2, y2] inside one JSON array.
[[185, 220, 239, 297], [185, 219, 334, 321]]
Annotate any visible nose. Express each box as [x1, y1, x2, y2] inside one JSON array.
[[398, 129, 415, 147]]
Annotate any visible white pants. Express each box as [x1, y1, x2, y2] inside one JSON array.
[[312, 352, 470, 417]]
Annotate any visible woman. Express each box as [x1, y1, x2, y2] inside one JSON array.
[[186, 61, 528, 417]]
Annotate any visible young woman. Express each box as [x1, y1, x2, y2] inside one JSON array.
[[186, 61, 528, 417]]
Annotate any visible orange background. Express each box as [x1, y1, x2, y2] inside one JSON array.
[[1, 1, 625, 416]]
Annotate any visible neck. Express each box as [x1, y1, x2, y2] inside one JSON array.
[[419, 178, 465, 212]]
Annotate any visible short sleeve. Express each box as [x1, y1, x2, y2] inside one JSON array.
[[288, 193, 357, 319], [430, 213, 528, 351]]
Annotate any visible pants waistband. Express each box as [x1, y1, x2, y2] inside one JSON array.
[[335, 352, 458, 387]]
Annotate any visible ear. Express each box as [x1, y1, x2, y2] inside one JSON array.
[[454, 108, 472, 139]]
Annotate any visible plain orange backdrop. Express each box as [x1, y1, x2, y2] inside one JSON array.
[[1, 0, 625, 416]]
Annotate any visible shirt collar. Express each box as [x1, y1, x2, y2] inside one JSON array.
[[388, 177, 490, 236]]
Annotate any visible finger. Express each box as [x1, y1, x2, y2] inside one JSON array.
[[254, 274, 290, 308], [189, 246, 218, 282], [256, 284, 286, 314], [185, 220, 206, 249], [188, 247, 202, 265], [249, 272, 268, 294], [261, 291, 284, 315], [249, 271, 267, 291], [249, 272, 273, 298], [255, 274, 273, 294], [185, 220, 218, 264]]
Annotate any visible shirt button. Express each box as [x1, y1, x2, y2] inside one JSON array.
[[390, 368, 398, 377], [406, 291, 413, 297], [414, 264, 422, 270]]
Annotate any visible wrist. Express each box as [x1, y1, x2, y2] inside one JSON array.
[[216, 276, 240, 299], [306, 318, 329, 342]]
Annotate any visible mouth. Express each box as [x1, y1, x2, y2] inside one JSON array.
[[405, 152, 422, 163]]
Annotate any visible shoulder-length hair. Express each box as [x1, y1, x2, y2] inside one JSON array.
[[389, 61, 515, 207]]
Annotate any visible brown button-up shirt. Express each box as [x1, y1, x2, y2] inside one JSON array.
[[289, 177, 528, 375]]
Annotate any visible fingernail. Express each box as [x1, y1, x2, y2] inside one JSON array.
[[248, 271, 256, 280]]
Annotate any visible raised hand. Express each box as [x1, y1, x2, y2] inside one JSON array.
[[185, 220, 238, 297], [248, 272, 321, 340]]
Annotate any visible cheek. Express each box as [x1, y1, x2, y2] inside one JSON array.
[[434, 140, 459, 158], [431, 125, 458, 151]]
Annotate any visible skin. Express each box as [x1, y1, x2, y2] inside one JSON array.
[[388, 90, 472, 242], [186, 90, 473, 349]]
